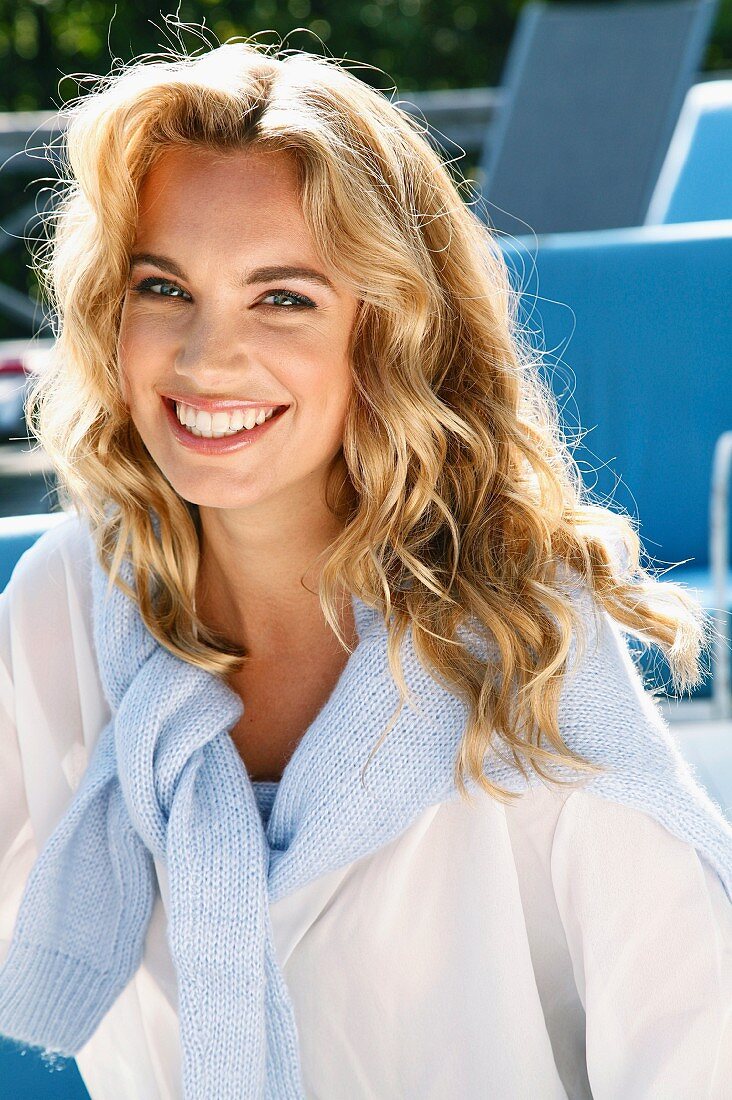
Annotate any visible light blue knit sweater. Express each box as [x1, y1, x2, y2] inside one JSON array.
[[0, 522, 730, 1098]]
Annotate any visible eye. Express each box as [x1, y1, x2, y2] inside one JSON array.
[[132, 276, 190, 300], [260, 289, 315, 310]]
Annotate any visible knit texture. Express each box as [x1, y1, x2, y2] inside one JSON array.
[[0, 521, 730, 1098], [253, 781, 280, 829]]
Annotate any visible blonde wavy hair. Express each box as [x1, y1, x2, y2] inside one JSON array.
[[26, 33, 712, 803]]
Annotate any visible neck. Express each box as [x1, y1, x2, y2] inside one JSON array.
[[194, 519, 355, 661]]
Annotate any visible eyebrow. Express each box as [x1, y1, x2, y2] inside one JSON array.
[[128, 251, 336, 291]]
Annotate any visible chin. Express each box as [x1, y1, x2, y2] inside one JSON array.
[[165, 485, 245, 511], [164, 476, 269, 513]]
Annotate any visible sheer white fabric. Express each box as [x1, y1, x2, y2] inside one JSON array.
[[1, 517, 729, 1099]]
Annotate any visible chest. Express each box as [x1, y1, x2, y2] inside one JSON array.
[[226, 644, 353, 781]]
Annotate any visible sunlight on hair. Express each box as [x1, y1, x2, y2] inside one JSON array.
[[24, 23, 712, 804]]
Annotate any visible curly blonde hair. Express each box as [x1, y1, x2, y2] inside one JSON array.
[[26, 33, 712, 803]]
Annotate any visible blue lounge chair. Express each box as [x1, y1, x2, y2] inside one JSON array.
[[478, 0, 720, 235], [645, 78, 732, 225], [497, 76, 732, 701]]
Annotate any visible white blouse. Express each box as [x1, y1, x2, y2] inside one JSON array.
[[0, 516, 730, 1099]]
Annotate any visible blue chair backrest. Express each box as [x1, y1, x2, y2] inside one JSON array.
[[646, 80, 732, 224], [500, 222, 732, 571], [478, 0, 720, 235]]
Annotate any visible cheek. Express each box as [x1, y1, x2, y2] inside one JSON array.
[[116, 340, 142, 412], [116, 310, 138, 407], [323, 367, 353, 447], [115, 340, 131, 409], [117, 318, 162, 406]]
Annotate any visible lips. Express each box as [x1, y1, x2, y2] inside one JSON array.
[[161, 392, 289, 454]]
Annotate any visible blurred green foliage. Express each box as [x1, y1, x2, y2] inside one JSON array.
[[0, 0, 728, 338], [0, 0, 729, 110]]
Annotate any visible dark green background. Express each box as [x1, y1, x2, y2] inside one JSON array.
[[1, 0, 730, 106]]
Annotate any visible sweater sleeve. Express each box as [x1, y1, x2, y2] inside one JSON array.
[[550, 787, 732, 1099], [0, 585, 37, 968]]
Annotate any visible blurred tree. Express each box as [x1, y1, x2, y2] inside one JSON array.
[[0, 0, 727, 110]]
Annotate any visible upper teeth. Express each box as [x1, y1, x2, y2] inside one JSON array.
[[174, 401, 279, 437]]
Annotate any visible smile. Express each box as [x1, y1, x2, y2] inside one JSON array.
[[162, 396, 289, 454]]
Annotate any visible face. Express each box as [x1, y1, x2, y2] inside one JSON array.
[[117, 144, 360, 520]]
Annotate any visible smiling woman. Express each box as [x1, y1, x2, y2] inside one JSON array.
[[0, 29, 729, 1100]]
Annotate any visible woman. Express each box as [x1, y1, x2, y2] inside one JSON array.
[[0, 35, 730, 1100]]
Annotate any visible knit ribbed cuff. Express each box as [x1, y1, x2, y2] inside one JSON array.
[[0, 939, 122, 1055]]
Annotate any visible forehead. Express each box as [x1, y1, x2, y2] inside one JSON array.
[[141, 142, 299, 195], [133, 144, 318, 264]]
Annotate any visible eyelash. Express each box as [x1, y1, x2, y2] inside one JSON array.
[[131, 276, 316, 311]]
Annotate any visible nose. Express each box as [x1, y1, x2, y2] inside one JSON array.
[[173, 310, 252, 391]]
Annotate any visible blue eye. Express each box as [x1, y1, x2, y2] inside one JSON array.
[[133, 277, 189, 299], [261, 289, 315, 310]]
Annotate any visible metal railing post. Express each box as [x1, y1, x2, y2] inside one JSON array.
[[710, 431, 732, 718]]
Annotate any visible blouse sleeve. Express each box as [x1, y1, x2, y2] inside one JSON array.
[[0, 584, 37, 967], [0, 516, 91, 967], [550, 787, 732, 1099]]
